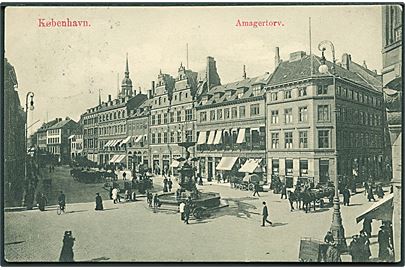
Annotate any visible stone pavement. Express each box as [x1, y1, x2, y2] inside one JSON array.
[[4, 180, 387, 262]]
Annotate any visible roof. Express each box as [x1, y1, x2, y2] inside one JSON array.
[[200, 73, 271, 106], [268, 54, 382, 92], [48, 119, 76, 129]]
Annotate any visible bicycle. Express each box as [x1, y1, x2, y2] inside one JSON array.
[[57, 204, 66, 215]]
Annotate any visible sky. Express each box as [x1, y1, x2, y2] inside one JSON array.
[[5, 5, 383, 134]]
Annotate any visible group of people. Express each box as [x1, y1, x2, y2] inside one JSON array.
[[146, 191, 161, 210], [348, 231, 372, 262], [163, 176, 173, 193], [364, 182, 386, 202]]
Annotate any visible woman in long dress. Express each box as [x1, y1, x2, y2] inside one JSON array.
[[95, 193, 103, 210]]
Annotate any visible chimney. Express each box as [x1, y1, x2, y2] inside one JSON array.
[[373, 69, 378, 75], [362, 60, 368, 69], [274, 47, 281, 69], [151, 81, 155, 97], [289, 51, 306, 62], [108, 95, 112, 102], [341, 53, 351, 70], [58, 118, 62, 122], [139, 86, 142, 95], [242, 65, 247, 79]]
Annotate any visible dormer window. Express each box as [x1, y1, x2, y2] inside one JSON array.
[[298, 87, 307, 97], [237, 92, 243, 99], [252, 84, 262, 96]]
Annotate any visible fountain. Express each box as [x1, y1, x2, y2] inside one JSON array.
[[157, 142, 221, 209]]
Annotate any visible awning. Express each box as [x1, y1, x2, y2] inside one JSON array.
[[109, 155, 120, 163], [104, 140, 114, 148], [171, 160, 180, 168], [134, 135, 143, 143], [213, 130, 222, 145], [197, 131, 207, 145], [206, 131, 216, 145], [112, 140, 122, 147], [236, 128, 246, 144], [216, 157, 238, 171], [115, 155, 126, 163], [120, 136, 132, 145], [68, 135, 75, 140], [239, 159, 263, 173], [356, 193, 394, 223]]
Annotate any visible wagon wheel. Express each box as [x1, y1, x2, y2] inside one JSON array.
[[239, 184, 245, 191], [248, 183, 255, 191], [193, 206, 205, 219]]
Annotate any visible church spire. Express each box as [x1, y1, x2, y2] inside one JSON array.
[[121, 53, 133, 97], [125, 52, 129, 77]]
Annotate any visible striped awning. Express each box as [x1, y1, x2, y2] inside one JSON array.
[[120, 136, 132, 145], [239, 159, 263, 173], [104, 140, 114, 148], [111, 140, 122, 147], [216, 157, 238, 171], [68, 135, 75, 140], [197, 131, 207, 145], [206, 131, 216, 145], [213, 130, 222, 145], [115, 155, 126, 163], [109, 155, 120, 163], [134, 135, 143, 143], [236, 128, 246, 144]]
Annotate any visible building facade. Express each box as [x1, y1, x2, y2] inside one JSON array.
[[382, 4, 402, 262], [46, 118, 79, 163], [265, 50, 385, 187], [148, 57, 220, 175], [4, 58, 26, 206], [195, 72, 271, 181], [68, 129, 84, 160]]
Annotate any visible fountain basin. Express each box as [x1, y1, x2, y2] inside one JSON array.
[[158, 191, 221, 207]]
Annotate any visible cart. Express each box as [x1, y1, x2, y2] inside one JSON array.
[[298, 238, 328, 262]]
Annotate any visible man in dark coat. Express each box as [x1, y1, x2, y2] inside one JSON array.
[[261, 201, 272, 227], [184, 198, 192, 224], [168, 178, 173, 192], [38, 193, 47, 211], [378, 225, 392, 261], [95, 193, 103, 210], [324, 231, 334, 244], [342, 187, 351, 206], [252, 183, 260, 197], [59, 231, 75, 262], [324, 242, 341, 262], [349, 235, 362, 262], [367, 186, 376, 202], [281, 184, 287, 199], [57, 191, 66, 213]]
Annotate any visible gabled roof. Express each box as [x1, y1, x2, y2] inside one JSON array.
[[49, 119, 76, 129], [268, 54, 381, 92]]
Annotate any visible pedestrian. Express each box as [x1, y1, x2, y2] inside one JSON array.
[[59, 231, 75, 262], [184, 199, 191, 224], [146, 191, 152, 207], [38, 193, 47, 211], [324, 231, 334, 244], [261, 201, 272, 227], [95, 193, 103, 210], [367, 186, 376, 202], [153, 193, 160, 210], [131, 190, 137, 201], [287, 191, 295, 211], [359, 231, 371, 261], [376, 185, 384, 199], [364, 181, 369, 196], [163, 177, 168, 193], [168, 178, 173, 192], [349, 235, 362, 262], [324, 242, 341, 262], [112, 187, 118, 204], [57, 191, 66, 213], [342, 187, 351, 206], [378, 225, 393, 262], [281, 184, 287, 199], [124, 190, 130, 202], [179, 201, 185, 221], [362, 218, 372, 238], [122, 171, 127, 181], [108, 186, 113, 200], [252, 182, 260, 197]]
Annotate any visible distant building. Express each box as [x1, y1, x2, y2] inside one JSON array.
[[36, 119, 59, 151], [195, 71, 271, 182], [68, 127, 84, 159], [4, 58, 26, 206], [265, 49, 385, 187], [46, 118, 80, 163]]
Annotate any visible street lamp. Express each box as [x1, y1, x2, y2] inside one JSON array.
[[24, 91, 35, 208], [318, 40, 347, 251]]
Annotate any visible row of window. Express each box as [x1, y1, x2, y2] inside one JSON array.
[[200, 103, 260, 122], [97, 125, 127, 136], [151, 109, 193, 125], [85, 110, 127, 125], [270, 106, 324, 124], [270, 130, 330, 149], [153, 91, 190, 106], [47, 145, 60, 155], [269, 85, 382, 108], [83, 138, 98, 149], [337, 131, 383, 149], [151, 130, 193, 144], [47, 137, 60, 144], [337, 107, 382, 126], [47, 129, 60, 135]]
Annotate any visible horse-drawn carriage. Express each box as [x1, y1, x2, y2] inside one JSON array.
[[70, 167, 118, 184], [232, 174, 267, 191], [290, 181, 335, 213]]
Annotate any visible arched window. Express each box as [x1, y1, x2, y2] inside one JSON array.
[[118, 111, 121, 118]]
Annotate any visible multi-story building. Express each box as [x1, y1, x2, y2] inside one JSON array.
[[81, 106, 99, 163], [125, 98, 151, 171], [382, 4, 402, 262], [265, 49, 385, 187], [68, 127, 84, 160], [4, 58, 26, 206], [148, 57, 220, 175], [195, 71, 271, 181], [36, 119, 59, 151], [46, 117, 79, 163]]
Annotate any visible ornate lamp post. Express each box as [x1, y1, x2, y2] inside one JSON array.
[[23, 91, 35, 208], [318, 40, 347, 251]]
